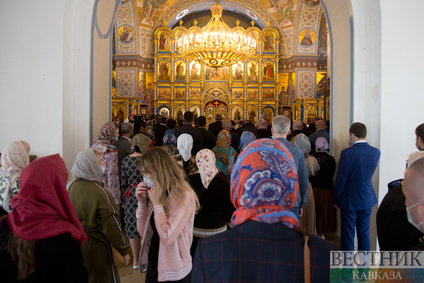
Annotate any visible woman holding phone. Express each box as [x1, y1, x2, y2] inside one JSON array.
[[135, 148, 199, 283]]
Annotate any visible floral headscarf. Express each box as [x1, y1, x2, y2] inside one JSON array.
[[213, 130, 235, 166], [95, 122, 117, 146], [316, 137, 329, 153], [196, 149, 219, 189], [162, 129, 179, 155], [230, 139, 299, 229], [132, 133, 152, 154]]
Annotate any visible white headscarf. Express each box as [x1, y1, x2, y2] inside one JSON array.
[[0, 141, 30, 211], [177, 134, 193, 162], [67, 149, 103, 190]]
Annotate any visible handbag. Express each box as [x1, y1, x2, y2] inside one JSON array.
[[111, 245, 126, 267]]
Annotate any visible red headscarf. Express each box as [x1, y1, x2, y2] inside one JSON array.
[[230, 139, 299, 229], [6, 154, 88, 245]]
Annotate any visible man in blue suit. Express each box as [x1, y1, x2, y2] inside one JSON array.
[[334, 122, 381, 251]]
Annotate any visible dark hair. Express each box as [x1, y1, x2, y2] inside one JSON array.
[[178, 120, 184, 129], [155, 116, 161, 125], [133, 145, 142, 153], [231, 120, 235, 127], [166, 119, 177, 129], [184, 111, 193, 122], [416, 123, 424, 141], [198, 116, 207, 127], [242, 122, 258, 138], [349, 122, 367, 139], [160, 117, 167, 124]]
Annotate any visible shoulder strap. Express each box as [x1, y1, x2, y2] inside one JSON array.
[[304, 234, 310, 283]]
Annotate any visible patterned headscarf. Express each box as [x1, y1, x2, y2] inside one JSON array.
[[163, 129, 177, 146], [196, 149, 219, 189], [239, 131, 256, 152], [213, 130, 235, 166], [293, 133, 311, 155], [316, 137, 329, 152], [132, 133, 152, 154], [95, 122, 117, 145], [0, 141, 30, 211], [230, 139, 299, 229]]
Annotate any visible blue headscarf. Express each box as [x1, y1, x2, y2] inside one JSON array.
[[238, 131, 257, 153], [162, 129, 178, 155]]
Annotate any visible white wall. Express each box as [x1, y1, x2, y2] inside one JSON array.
[[379, 1, 424, 198], [0, 1, 67, 158]]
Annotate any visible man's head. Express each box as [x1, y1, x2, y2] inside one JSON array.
[[349, 122, 367, 142], [222, 120, 232, 130], [315, 119, 326, 130], [231, 120, 236, 129], [403, 157, 424, 233], [292, 119, 303, 131], [160, 117, 167, 124], [272, 115, 291, 138], [260, 114, 268, 120], [215, 113, 223, 122], [184, 111, 193, 123], [198, 116, 207, 127], [166, 119, 176, 130], [155, 116, 161, 125], [121, 123, 133, 137], [415, 123, 424, 150], [257, 119, 268, 130]]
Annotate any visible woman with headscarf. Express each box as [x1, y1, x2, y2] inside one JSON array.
[[188, 149, 234, 257], [0, 141, 30, 212], [310, 137, 337, 237], [162, 119, 178, 155], [91, 121, 121, 207], [213, 130, 236, 175], [0, 154, 88, 282], [227, 131, 256, 175], [293, 134, 319, 235], [68, 149, 130, 283], [120, 136, 151, 269], [174, 134, 198, 176], [192, 139, 337, 283]]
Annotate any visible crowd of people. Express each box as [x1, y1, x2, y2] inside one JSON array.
[[1, 110, 423, 282]]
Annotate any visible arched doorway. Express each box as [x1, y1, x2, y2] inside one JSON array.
[[204, 100, 228, 125]]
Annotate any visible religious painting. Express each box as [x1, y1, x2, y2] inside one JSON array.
[[189, 88, 201, 99], [205, 66, 229, 81], [157, 60, 171, 81], [118, 25, 134, 44], [262, 32, 275, 52], [232, 106, 243, 122], [158, 31, 171, 52], [189, 61, 201, 81], [263, 88, 275, 99], [305, 0, 320, 7], [189, 106, 200, 120], [262, 108, 274, 124], [299, 29, 316, 47], [158, 106, 170, 117], [157, 88, 171, 99], [174, 60, 186, 81], [175, 106, 184, 121], [140, 0, 167, 26], [247, 31, 259, 53], [232, 62, 244, 81], [232, 88, 244, 99], [217, 105, 228, 119], [262, 61, 276, 81], [247, 89, 259, 100], [174, 87, 186, 99], [175, 31, 185, 53], [247, 61, 259, 81], [247, 106, 258, 123], [272, 0, 294, 27], [209, 88, 224, 99]]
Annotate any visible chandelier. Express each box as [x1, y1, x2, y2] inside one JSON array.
[[176, 1, 257, 68]]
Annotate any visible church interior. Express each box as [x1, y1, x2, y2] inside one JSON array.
[[112, 0, 329, 127], [1, 0, 424, 278]]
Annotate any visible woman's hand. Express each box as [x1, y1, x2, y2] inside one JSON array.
[[135, 182, 148, 203], [147, 186, 160, 206]]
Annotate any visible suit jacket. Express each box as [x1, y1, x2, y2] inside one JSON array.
[[153, 124, 167, 146], [334, 142, 381, 210], [175, 124, 203, 156], [257, 128, 272, 139], [208, 121, 223, 136], [117, 136, 132, 175], [199, 128, 214, 150], [192, 220, 338, 283]]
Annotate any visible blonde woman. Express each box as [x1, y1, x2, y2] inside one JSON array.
[[135, 148, 199, 283]]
